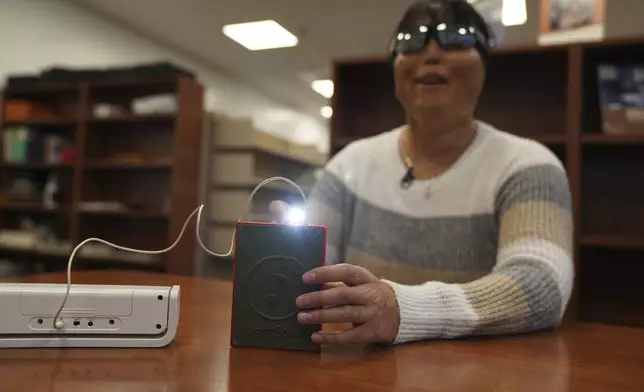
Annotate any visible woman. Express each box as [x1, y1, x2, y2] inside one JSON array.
[[286, 0, 573, 345]]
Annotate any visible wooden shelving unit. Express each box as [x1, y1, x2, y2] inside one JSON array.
[[3, 163, 73, 170], [330, 37, 644, 329], [0, 75, 203, 275]]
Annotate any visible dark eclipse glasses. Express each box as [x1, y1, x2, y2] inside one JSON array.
[[389, 23, 487, 55]]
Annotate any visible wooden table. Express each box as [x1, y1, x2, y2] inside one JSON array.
[[1, 271, 643, 392]]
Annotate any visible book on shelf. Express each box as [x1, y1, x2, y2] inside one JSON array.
[[2, 126, 72, 164]]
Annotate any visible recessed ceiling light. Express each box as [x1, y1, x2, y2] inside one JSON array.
[[311, 80, 334, 99], [502, 0, 527, 26], [222, 20, 298, 51], [320, 106, 333, 119]]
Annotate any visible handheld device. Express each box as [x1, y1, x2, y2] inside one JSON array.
[[230, 221, 326, 351]]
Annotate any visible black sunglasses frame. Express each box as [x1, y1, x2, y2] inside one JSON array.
[[389, 23, 488, 56]]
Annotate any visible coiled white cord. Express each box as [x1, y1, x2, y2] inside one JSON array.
[[52, 176, 307, 330]]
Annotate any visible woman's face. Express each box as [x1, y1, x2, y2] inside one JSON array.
[[393, 23, 485, 120]]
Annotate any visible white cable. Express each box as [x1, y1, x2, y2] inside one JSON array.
[[197, 176, 305, 258], [52, 176, 307, 329]]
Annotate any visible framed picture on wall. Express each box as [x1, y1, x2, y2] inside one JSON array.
[[539, 0, 605, 45]]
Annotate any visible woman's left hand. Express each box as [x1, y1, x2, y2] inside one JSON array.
[[296, 264, 400, 345]]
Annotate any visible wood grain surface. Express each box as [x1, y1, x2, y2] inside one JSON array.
[[1, 271, 643, 392]]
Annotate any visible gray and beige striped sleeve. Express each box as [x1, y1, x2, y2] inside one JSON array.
[[305, 145, 358, 266], [386, 152, 574, 343]]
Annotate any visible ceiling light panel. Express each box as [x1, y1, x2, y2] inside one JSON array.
[[311, 79, 334, 99], [222, 20, 298, 51], [502, 0, 528, 26], [320, 106, 333, 119]]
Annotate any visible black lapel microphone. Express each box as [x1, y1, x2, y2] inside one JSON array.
[[400, 140, 415, 189], [400, 167, 414, 189]]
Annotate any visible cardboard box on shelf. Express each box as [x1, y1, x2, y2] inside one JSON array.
[[286, 143, 327, 166], [4, 101, 56, 121], [211, 114, 325, 166]]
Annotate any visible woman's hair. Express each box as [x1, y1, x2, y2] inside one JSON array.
[[389, 0, 495, 62]]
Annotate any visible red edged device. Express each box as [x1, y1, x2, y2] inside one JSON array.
[[229, 221, 327, 351]]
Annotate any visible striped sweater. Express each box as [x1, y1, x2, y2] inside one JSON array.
[[307, 121, 573, 344]]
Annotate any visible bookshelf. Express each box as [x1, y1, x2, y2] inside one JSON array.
[[0, 75, 203, 275], [330, 37, 644, 329]]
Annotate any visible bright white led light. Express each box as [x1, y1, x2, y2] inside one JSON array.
[[311, 79, 334, 99], [222, 20, 298, 51], [419, 25, 428, 33], [320, 106, 333, 119], [397, 33, 404, 40], [404, 33, 411, 40], [459, 28, 467, 35], [437, 23, 447, 31], [502, 0, 527, 27], [286, 207, 306, 225]]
